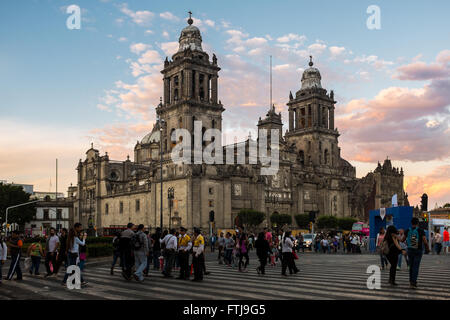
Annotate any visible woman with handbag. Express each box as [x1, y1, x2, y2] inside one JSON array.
[[383, 225, 403, 286], [376, 228, 389, 270], [281, 231, 298, 276]]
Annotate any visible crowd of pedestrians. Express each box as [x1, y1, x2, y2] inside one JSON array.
[[0, 217, 443, 291], [0, 223, 88, 286]]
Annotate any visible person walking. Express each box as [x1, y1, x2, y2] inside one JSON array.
[[224, 232, 234, 267], [376, 228, 389, 270], [255, 232, 270, 275], [191, 228, 205, 282], [434, 230, 443, 255], [210, 233, 216, 253], [132, 224, 149, 282], [404, 217, 429, 289], [6, 231, 23, 281], [443, 227, 449, 254], [62, 224, 87, 286], [151, 227, 162, 270], [143, 230, 153, 277], [238, 232, 249, 272], [110, 232, 121, 275], [27, 238, 44, 276], [120, 223, 135, 281], [78, 233, 87, 273], [397, 229, 409, 270], [217, 232, 225, 264], [176, 227, 192, 280], [281, 231, 298, 276], [0, 235, 7, 284], [44, 227, 60, 278], [161, 228, 177, 278], [54, 228, 68, 275], [383, 225, 403, 286]]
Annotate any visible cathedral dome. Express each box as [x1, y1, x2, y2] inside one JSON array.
[[141, 130, 160, 145], [178, 15, 203, 52], [301, 56, 322, 90]]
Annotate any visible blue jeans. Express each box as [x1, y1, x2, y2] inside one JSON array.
[[111, 251, 121, 268], [407, 248, 423, 285], [30, 256, 41, 274], [224, 249, 233, 265], [79, 259, 86, 272], [379, 251, 388, 268], [397, 253, 408, 268], [63, 252, 84, 284], [134, 251, 147, 281]]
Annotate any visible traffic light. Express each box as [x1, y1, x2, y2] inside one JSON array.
[[421, 194, 428, 212], [423, 212, 428, 222], [309, 211, 316, 223]]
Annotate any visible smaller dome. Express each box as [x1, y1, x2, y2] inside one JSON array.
[[178, 20, 203, 52], [141, 130, 160, 144], [300, 56, 322, 90]]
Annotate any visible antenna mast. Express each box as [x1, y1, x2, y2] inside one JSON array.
[[270, 55, 272, 109]]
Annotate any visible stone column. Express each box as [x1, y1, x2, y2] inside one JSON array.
[[204, 74, 209, 102], [164, 78, 170, 104], [194, 71, 200, 101], [211, 75, 218, 104], [329, 106, 335, 130], [289, 109, 294, 131]]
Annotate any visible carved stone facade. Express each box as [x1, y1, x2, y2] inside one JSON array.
[[74, 18, 408, 233]]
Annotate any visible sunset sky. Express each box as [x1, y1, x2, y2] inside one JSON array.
[[1, 0, 449, 208]]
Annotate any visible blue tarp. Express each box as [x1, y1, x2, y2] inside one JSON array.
[[369, 206, 413, 252]]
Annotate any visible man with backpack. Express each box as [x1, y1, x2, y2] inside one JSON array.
[[120, 223, 136, 281], [160, 228, 177, 278], [404, 217, 429, 289], [132, 224, 149, 282]]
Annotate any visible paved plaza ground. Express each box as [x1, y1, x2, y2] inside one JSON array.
[[1, 251, 449, 300]]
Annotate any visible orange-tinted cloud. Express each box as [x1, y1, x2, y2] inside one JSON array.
[[404, 165, 450, 207]]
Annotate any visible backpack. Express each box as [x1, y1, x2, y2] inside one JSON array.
[[113, 237, 120, 251], [407, 227, 420, 249], [131, 233, 143, 250], [381, 239, 390, 255]]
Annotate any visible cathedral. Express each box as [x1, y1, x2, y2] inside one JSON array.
[[73, 16, 408, 234]]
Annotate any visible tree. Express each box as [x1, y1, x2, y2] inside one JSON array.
[[337, 217, 357, 230], [443, 203, 450, 208], [270, 213, 292, 229], [237, 209, 265, 231], [294, 214, 310, 229], [317, 215, 338, 230], [0, 183, 36, 231]]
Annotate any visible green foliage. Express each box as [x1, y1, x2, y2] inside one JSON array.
[[87, 243, 113, 257], [294, 214, 310, 229], [237, 209, 265, 229], [443, 203, 450, 208], [270, 213, 292, 227], [0, 183, 36, 230], [337, 217, 357, 230], [317, 215, 338, 230]]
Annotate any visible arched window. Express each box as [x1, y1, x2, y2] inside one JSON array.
[[170, 128, 176, 149], [324, 149, 329, 164]]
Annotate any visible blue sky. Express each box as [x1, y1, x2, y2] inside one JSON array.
[[1, 0, 449, 206]]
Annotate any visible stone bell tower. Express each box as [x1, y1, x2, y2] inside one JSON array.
[[157, 12, 225, 154], [285, 56, 340, 168]]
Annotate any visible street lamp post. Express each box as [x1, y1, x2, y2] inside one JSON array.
[[168, 187, 174, 229], [5, 200, 40, 236], [159, 117, 165, 230]]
